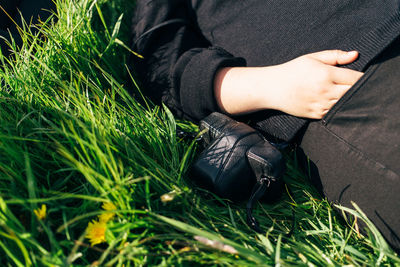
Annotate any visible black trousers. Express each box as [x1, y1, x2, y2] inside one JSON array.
[[300, 38, 400, 251]]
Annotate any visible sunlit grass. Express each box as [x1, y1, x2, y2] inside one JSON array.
[[0, 0, 398, 266]]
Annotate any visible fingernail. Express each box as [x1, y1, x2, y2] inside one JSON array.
[[348, 51, 358, 56]]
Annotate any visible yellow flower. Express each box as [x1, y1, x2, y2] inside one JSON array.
[[98, 202, 117, 223], [99, 212, 115, 223], [102, 202, 117, 211], [34, 204, 47, 220], [86, 220, 107, 246]]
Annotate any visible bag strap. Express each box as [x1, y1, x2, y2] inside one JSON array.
[[246, 140, 296, 235], [246, 177, 273, 233], [246, 178, 296, 236]]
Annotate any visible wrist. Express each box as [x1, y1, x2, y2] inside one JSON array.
[[214, 67, 274, 115]]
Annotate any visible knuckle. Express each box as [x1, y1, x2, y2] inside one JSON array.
[[318, 69, 331, 81], [311, 103, 327, 119], [314, 84, 329, 95], [314, 111, 325, 119], [319, 85, 329, 94]]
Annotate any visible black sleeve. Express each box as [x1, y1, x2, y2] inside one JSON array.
[[131, 0, 246, 122]]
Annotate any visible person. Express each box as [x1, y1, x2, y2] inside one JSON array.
[[131, 1, 400, 251], [0, 0, 55, 57]]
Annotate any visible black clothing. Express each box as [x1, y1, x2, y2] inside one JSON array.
[[0, 0, 55, 56], [132, 0, 400, 141], [300, 38, 400, 251], [131, 1, 400, 250]]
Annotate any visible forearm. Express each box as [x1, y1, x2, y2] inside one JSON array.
[[214, 66, 278, 115]]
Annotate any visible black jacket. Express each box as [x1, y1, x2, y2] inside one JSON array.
[[132, 0, 400, 141]]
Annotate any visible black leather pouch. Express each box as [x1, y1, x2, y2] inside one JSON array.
[[189, 112, 286, 232]]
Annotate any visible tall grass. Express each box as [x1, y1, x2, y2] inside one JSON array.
[[0, 0, 399, 266]]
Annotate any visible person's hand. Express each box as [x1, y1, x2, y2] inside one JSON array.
[[214, 50, 363, 119], [265, 50, 363, 119]]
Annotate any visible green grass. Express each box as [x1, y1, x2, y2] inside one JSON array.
[[0, 0, 399, 266]]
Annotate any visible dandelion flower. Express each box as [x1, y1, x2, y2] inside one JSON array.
[[102, 202, 117, 211], [99, 202, 116, 222], [34, 204, 47, 220], [99, 212, 115, 223], [86, 220, 107, 246]]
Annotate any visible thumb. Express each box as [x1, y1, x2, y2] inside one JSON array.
[[308, 50, 359, 65]]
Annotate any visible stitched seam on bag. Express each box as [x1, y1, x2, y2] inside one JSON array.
[[215, 132, 259, 186], [322, 63, 380, 125], [203, 120, 229, 140], [321, 125, 399, 179], [247, 151, 273, 179], [207, 121, 227, 139]]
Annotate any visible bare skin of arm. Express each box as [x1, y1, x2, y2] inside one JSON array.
[[214, 50, 364, 119]]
